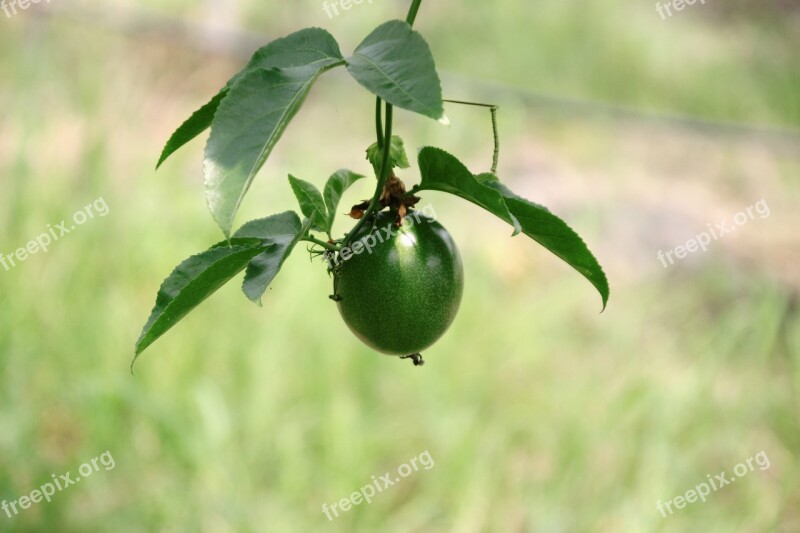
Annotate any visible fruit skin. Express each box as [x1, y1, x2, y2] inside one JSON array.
[[333, 210, 464, 356]]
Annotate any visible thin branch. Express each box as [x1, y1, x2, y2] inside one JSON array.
[[301, 236, 340, 252]]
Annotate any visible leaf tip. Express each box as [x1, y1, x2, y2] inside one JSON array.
[[599, 291, 610, 313], [245, 293, 263, 307], [438, 114, 451, 126]]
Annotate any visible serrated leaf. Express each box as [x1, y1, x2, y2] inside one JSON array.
[[157, 27, 345, 169], [234, 211, 308, 304], [134, 239, 270, 362], [322, 169, 366, 233], [234, 211, 303, 240], [365, 135, 410, 177], [238, 27, 346, 73], [417, 147, 609, 310], [203, 65, 343, 237], [494, 188, 609, 310], [157, 90, 228, 169], [417, 147, 521, 235], [347, 20, 444, 120], [205, 62, 343, 237], [288, 175, 327, 233]]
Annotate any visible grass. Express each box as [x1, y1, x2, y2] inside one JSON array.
[[0, 1, 798, 531]]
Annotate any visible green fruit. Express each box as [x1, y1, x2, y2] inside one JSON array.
[[333, 210, 464, 356]]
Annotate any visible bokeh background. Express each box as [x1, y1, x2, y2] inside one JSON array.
[[1, 0, 799, 531]]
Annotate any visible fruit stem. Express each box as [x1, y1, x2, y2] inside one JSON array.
[[343, 104, 393, 247], [342, 0, 422, 247], [375, 97, 384, 149], [301, 236, 340, 252]]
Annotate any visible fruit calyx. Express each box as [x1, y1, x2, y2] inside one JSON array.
[[349, 172, 421, 226], [400, 353, 426, 367]]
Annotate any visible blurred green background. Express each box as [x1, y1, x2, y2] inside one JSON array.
[[1, 0, 799, 531]]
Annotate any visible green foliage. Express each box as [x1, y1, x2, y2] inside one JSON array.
[[322, 170, 366, 233], [157, 27, 346, 170], [234, 212, 309, 304], [134, 211, 311, 362], [288, 175, 327, 233], [366, 135, 410, 177], [204, 65, 340, 236], [418, 147, 609, 309], [346, 20, 445, 121], [416, 146, 521, 234], [142, 10, 608, 357], [203, 28, 346, 236], [4, 1, 799, 529], [134, 239, 273, 360], [156, 90, 227, 169]]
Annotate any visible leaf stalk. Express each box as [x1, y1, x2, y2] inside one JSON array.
[[343, 0, 422, 247]]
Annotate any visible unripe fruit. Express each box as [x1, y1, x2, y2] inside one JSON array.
[[333, 210, 464, 356]]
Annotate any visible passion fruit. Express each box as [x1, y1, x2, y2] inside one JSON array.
[[332, 209, 464, 356]]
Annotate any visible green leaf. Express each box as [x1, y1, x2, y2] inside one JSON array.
[[238, 27, 346, 72], [288, 175, 327, 233], [322, 169, 366, 233], [365, 135, 410, 177], [156, 90, 228, 169], [157, 27, 345, 169], [417, 147, 522, 235], [417, 147, 609, 310], [204, 32, 345, 237], [491, 186, 609, 311], [234, 211, 304, 240], [134, 239, 270, 361], [234, 211, 308, 304], [347, 20, 444, 120]]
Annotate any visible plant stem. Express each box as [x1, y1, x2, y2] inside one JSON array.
[[301, 236, 340, 252], [375, 97, 384, 148], [490, 106, 499, 173], [343, 103, 393, 247], [342, 0, 423, 247], [442, 99, 501, 173], [442, 98, 497, 109], [406, 0, 423, 25]]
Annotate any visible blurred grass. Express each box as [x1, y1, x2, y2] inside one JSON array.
[[1, 1, 799, 531]]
